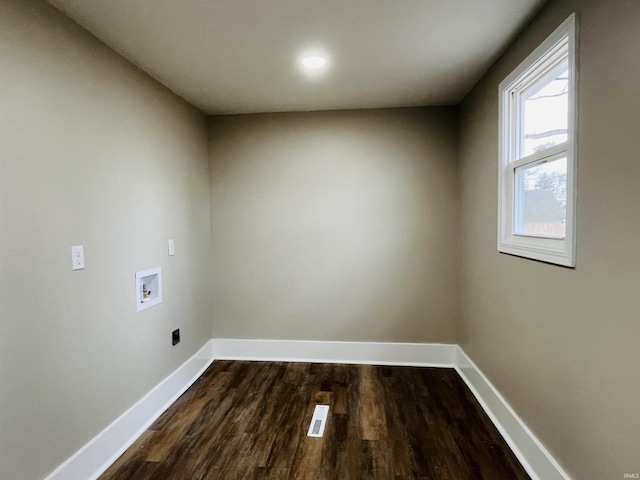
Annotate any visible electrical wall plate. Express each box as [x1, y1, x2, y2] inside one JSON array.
[[71, 245, 85, 270], [135, 267, 162, 312]]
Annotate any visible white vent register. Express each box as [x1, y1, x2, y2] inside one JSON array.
[[307, 405, 329, 438]]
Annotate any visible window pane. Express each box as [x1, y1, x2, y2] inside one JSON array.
[[520, 61, 569, 157], [515, 157, 567, 238]]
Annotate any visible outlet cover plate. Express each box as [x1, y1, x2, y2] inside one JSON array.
[[71, 245, 85, 270]]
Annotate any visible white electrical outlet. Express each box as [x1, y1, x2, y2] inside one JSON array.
[[71, 245, 85, 270], [168, 239, 175, 256]]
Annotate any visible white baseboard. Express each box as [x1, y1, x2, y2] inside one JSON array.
[[42, 339, 569, 480], [455, 346, 570, 480], [211, 338, 457, 367], [43, 340, 215, 480]]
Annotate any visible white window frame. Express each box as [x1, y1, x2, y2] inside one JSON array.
[[498, 13, 578, 267]]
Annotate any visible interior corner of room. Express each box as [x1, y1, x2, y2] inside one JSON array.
[[1, 0, 638, 479]]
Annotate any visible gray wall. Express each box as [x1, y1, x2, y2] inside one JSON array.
[[209, 108, 460, 343], [458, 1, 640, 478], [0, 1, 212, 479], [3, 0, 637, 479]]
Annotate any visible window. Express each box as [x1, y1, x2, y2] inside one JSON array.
[[498, 14, 577, 267]]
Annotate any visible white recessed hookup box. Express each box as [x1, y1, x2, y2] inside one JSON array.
[[135, 267, 162, 312]]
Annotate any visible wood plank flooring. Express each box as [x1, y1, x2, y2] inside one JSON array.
[[100, 361, 530, 480]]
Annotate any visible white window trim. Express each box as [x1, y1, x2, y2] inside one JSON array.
[[498, 13, 578, 267]]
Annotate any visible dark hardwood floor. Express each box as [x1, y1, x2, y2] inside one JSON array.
[[100, 361, 530, 480]]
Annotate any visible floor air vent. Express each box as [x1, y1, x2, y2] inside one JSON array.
[[307, 405, 329, 437]]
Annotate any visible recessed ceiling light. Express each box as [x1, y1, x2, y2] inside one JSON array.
[[301, 55, 327, 69], [298, 50, 330, 76]]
